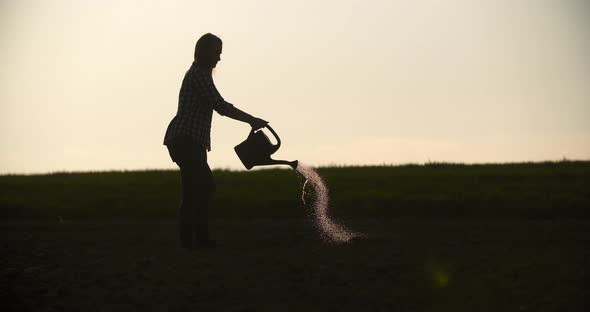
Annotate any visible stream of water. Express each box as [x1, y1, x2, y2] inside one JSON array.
[[296, 163, 361, 243]]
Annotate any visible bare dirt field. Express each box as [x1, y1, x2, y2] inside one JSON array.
[[2, 218, 589, 311]]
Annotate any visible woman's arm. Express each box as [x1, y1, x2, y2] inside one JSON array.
[[193, 71, 268, 129], [224, 105, 268, 130]]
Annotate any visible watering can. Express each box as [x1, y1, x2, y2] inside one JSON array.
[[234, 125, 298, 170]]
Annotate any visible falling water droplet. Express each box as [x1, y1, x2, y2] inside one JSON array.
[[301, 179, 309, 205]]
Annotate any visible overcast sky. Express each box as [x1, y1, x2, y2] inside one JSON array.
[[1, 0, 589, 174]]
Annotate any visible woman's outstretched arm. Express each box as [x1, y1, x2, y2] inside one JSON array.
[[224, 105, 268, 130]]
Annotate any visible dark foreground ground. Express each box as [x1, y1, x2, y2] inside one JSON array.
[[2, 218, 589, 311]]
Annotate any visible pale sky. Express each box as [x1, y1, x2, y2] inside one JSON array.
[[1, 0, 589, 174]]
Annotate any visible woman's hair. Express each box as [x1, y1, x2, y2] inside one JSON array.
[[194, 33, 222, 69]]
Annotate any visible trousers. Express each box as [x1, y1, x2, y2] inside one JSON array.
[[166, 136, 215, 248]]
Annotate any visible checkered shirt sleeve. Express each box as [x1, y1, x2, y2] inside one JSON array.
[[193, 68, 234, 116], [163, 64, 234, 151]]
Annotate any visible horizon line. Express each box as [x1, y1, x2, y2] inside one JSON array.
[[2, 158, 589, 176]]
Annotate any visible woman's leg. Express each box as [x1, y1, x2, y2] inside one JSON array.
[[193, 161, 214, 243], [178, 164, 198, 248], [168, 137, 214, 248]]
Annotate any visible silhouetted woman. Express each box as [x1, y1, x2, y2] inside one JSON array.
[[163, 33, 267, 249]]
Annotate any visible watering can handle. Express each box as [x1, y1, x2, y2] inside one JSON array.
[[264, 125, 281, 150]]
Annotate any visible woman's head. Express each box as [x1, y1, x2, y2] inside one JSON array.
[[194, 33, 222, 70]]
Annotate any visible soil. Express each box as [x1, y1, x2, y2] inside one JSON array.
[[1, 218, 589, 311]]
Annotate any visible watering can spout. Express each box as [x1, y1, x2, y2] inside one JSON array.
[[270, 159, 298, 170], [234, 125, 297, 170]]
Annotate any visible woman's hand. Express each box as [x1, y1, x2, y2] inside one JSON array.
[[249, 117, 269, 130]]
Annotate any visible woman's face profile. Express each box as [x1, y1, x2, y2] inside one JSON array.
[[212, 45, 222, 68]]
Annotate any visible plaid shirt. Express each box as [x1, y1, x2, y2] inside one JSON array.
[[163, 62, 234, 151]]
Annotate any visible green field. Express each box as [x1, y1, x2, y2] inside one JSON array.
[[1, 161, 589, 220], [1, 162, 589, 311]]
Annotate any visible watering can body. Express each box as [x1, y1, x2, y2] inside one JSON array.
[[234, 125, 298, 170]]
